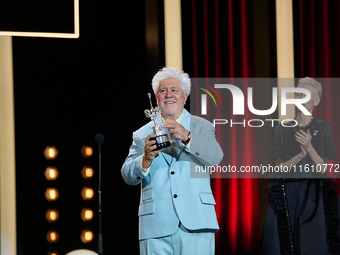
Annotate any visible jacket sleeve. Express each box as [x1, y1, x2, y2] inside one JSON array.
[[189, 118, 224, 166], [121, 132, 147, 186]]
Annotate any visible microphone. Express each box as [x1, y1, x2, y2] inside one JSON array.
[[95, 133, 104, 145], [95, 133, 104, 255]]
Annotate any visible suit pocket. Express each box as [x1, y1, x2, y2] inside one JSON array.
[[199, 192, 216, 205], [138, 202, 155, 216], [142, 188, 154, 202]]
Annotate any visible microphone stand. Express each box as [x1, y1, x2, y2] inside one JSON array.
[[95, 134, 104, 255]]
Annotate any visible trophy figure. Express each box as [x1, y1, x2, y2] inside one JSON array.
[[144, 93, 171, 150]]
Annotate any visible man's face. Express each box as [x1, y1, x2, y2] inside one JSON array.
[[295, 84, 320, 114], [156, 78, 188, 119]]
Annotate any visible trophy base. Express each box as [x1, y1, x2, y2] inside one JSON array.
[[150, 134, 171, 150]]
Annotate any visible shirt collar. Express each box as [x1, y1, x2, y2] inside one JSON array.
[[176, 109, 185, 124]]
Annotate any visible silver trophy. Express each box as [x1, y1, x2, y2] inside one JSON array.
[[144, 93, 171, 150]]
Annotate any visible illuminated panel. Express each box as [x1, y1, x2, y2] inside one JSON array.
[[80, 230, 94, 243], [80, 208, 94, 222], [0, 36, 16, 255], [81, 146, 93, 158], [80, 187, 95, 200], [81, 166, 94, 179], [275, 0, 295, 120], [164, 0, 182, 70], [44, 146, 58, 160], [45, 209, 60, 222], [0, 0, 79, 38], [46, 230, 60, 243], [44, 167, 59, 181], [45, 188, 59, 201]]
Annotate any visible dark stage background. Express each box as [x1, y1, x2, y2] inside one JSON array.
[[13, 1, 153, 254], [9, 0, 340, 254]]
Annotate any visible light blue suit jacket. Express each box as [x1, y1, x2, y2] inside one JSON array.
[[121, 109, 223, 240]]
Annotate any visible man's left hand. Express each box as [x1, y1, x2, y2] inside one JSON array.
[[162, 120, 189, 142]]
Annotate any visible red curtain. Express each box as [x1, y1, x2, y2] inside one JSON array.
[[182, 0, 340, 254], [182, 1, 259, 254], [294, 0, 340, 185]]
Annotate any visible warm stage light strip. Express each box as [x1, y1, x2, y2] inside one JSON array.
[[276, 0, 295, 78], [0, 36, 16, 255], [276, 0, 295, 120], [0, 0, 79, 38], [164, 0, 182, 70]]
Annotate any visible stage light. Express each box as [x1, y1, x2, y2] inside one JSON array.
[[44, 146, 58, 160], [45, 188, 59, 201], [46, 230, 60, 243], [44, 167, 59, 181], [80, 208, 94, 222], [47, 252, 58, 255], [81, 145, 93, 158], [81, 166, 94, 179], [80, 230, 94, 243], [45, 209, 60, 222], [81, 187, 94, 200]]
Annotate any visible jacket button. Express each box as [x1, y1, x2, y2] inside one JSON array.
[[173, 194, 177, 198], [171, 171, 175, 175]]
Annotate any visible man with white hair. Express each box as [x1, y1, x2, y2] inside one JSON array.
[[121, 67, 223, 254]]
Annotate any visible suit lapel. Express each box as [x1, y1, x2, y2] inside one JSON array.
[[161, 147, 172, 166]]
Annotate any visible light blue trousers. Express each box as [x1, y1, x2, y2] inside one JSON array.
[[139, 223, 215, 255]]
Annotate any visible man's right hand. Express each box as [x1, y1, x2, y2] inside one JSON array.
[[142, 134, 161, 169]]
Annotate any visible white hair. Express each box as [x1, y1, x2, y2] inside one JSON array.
[[298, 77, 322, 99], [151, 67, 191, 95]]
